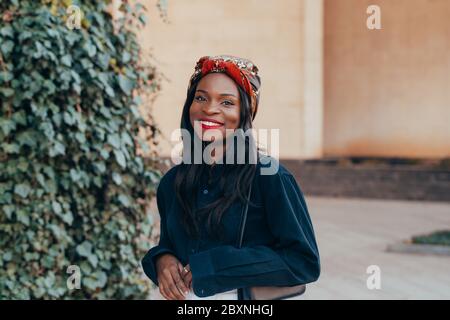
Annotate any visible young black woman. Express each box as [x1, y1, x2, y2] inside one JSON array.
[[142, 55, 320, 300]]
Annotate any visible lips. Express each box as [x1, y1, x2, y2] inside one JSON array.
[[197, 118, 224, 130]]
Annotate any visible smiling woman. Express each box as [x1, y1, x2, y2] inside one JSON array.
[[189, 73, 241, 147], [142, 55, 320, 300]]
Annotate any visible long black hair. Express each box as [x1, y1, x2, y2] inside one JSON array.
[[174, 75, 260, 240]]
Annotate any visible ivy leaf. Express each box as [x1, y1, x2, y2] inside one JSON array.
[[0, 26, 14, 38], [17, 130, 37, 147], [0, 119, 16, 135], [69, 169, 81, 182], [14, 183, 31, 198], [48, 224, 63, 238], [83, 278, 97, 290], [88, 254, 98, 268], [113, 150, 126, 168], [1, 40, 14, 57], [2, 205, 14, 219], [107, 133, 121, 149], [121, 132, 133, 146], [16, 210, 30, 226], [12, 111, 27, 126], [118, 194, 130, 207], [63, 111, 75, 125], [75, 132, 86, 144], [61, 55, 72, 67], [93, 271, 107, 288], [65, 32, 79, 46], [40, 122, 55, 139], [98, 53, 110, 70], [3, 252, 13, 262], [76, 241, 93, 258], [36, 174, 46, 187], [61, 212, 73, 225], [3, 143, 20, 154], [100, 149, 110, 160], [0, 87, 14, 97], [0, 71, 13, 83], [49, 141, 66, 157], [122, 51, 131, 63], [83, 41, 97, 58], [93, 161, 106, 173], [83, 271, 107, 290], [18, 30, 32, 42], [112, 172, 122, 185], [105, 86, 115, 97], [17, 158, 29, 172], [52, 201, 62, 214], [118, 75, 133, 94]]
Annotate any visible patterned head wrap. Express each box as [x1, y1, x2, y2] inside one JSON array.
[[188, 55, 261, 120]]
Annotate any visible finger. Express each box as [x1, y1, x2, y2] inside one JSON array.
[[175, 264, 190, 295], [159, 283, 170, 300], [181, 264, 192, 289], [183, 272, 193, 289], [181, 264, 191, 280], [160, 280, 176, 301], [165, 269, 185, 300], [173, 275, 188, 296], [182, 264, 190, 273], [175, 279, 189, 298], [157, 277, 168, 300], [179, 264, 191, 280], [181, 268, 191, 282], [168, 281, 185, 300], [161, 272, 179, 300], [178, 263, 184, 274], [171, 267, 188, 298]]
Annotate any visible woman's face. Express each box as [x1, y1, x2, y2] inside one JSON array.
[[189, 73, 241, 142]]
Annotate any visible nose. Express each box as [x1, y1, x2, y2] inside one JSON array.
[[202, 101, 220, 115]]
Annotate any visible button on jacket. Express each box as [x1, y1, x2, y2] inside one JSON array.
[[142, 156, 320, 298]]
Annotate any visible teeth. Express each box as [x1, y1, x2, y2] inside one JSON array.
[[200, 120, 222, 126]]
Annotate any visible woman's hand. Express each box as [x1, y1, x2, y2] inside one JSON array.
[[181, 264, 192, 290], [155, 253, 190, 300]]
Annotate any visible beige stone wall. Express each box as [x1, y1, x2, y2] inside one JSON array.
[[324, 0, 450, 158], [139, 0, 322, 159], [139, 0, 449, 160]]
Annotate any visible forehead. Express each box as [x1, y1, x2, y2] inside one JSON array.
[[197, 73, 239, 94]]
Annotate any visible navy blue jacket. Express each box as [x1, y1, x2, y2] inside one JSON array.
[[142, 156, 320, 298]]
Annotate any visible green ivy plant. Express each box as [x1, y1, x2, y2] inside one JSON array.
[[0, 0, 165, 299]]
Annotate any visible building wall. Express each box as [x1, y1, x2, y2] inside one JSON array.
[[139, 0, 322, 159], [324, 0, 450, 158], [139, 0, 449, 160]]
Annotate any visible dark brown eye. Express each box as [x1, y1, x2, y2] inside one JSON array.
[[195, 95, 206, 102], [222, 100, 234, 106]]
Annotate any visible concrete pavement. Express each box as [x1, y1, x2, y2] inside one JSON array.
[[148, 196, 450, 300], [299, 196, 450, 299]]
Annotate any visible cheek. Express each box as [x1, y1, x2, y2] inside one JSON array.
[[224, 107, 241, 129], [232, 110, 241, 128]]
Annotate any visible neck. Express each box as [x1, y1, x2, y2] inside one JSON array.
[[204, 139, 226, 165]]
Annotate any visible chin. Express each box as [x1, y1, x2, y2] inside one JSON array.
[[203, 136, 224, 143]]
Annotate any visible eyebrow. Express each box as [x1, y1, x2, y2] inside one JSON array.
[[196, 89, 237, 98]]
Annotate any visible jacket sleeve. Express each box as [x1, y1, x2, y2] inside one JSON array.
[[141, 182, 176, 287], [189, 171, 321, 297]]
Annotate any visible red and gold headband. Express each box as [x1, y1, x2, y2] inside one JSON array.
[[188, 55, 261, 120]]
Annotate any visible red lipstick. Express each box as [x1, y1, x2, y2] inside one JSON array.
[[198, 118, 224, 130]]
